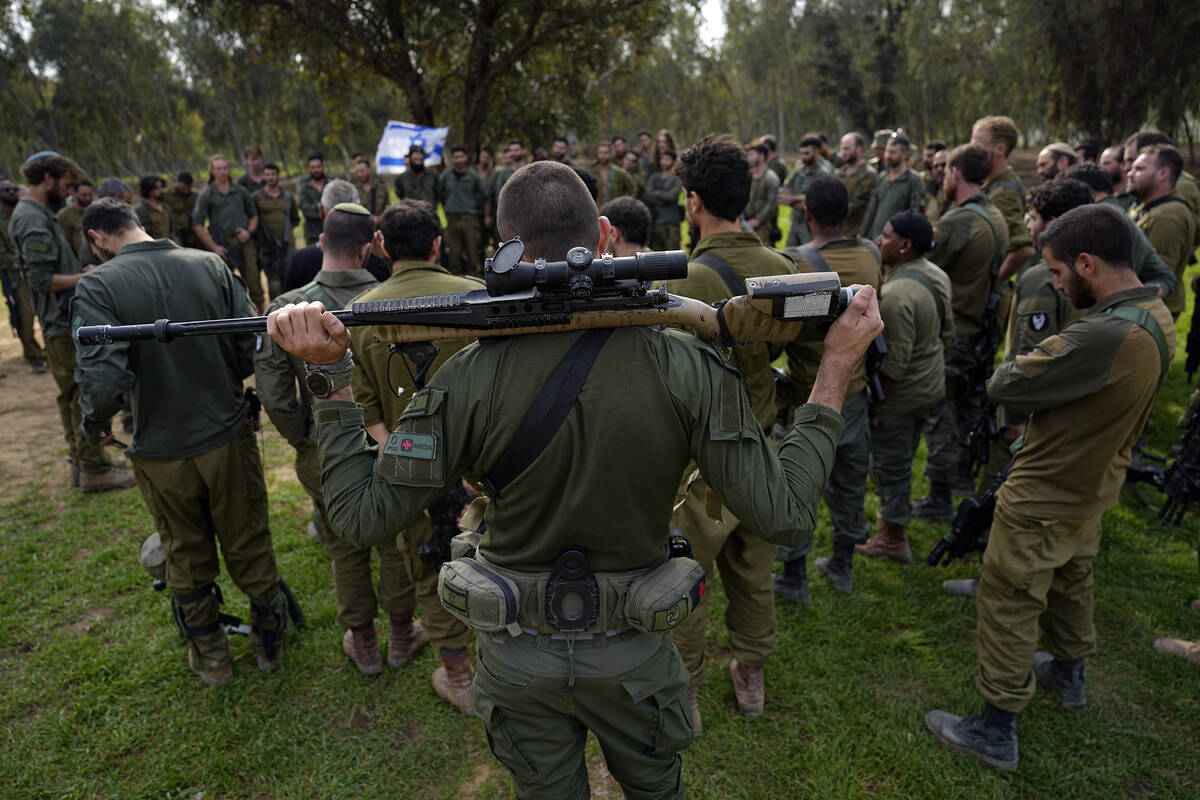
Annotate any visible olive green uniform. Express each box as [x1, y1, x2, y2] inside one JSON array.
[[645, 172, 683, 251], [859, 168, 926, 241], [395, 167, 441, 208], [191, 182, 263, 305], [1130, 192, 1197, 316], [56, 203, 85, 258], [781, 239, 882, 554], [9, 198, 113, 476], [485, 165, 515, 245], [135, 200, 175, 241], [315, 318, 843, 799], [977, 287, 1173, 712], [1096, 197, 1179, 297], [72, 239, 284, 673], [871, 257, 954, 526], [440, 168, 486, 275], [665, 232, 796, 688], [982, 167, 1031, 259], [252, 188, 300, 297], [166, 187, 200, 247], [236, 172, 265, 196], [837, 162, 877, 237], [767, 155, 788, 184], [593, 164, 637, 206], [296, 175, 327, 245], [0, 207, 44, 363], [355, 175, 391, 220], [744, 169, 780, 245], [347, 260, 482, 651], [783, 161, 834, 246]]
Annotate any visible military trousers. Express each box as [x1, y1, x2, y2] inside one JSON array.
[[781, 389, 871, 557], [398, 514, 473, 650], [923, 336, 980, 489], [44, 333, 111, 475], [293, 439, 328, 535], [472, 629, 691, 800], [323, 519, 413, 630], [869, 405, 934, 527], [669, 476, 777, 687], [653, 221, 681, 252], [444, 213, 484, 276], [220, 235, 262, 305], [133, 419, 282, 670], [9, 271, 44, 362], [975, 501, 1103, 713]]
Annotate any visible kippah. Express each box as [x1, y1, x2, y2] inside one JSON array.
[[332, 202, 371, 216], [25, 150, 61, 163], [888, 211, 935, 254]]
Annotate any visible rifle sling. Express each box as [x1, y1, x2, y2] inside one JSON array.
[[692, 250, 747, 295], [959, 202, 1004, 281], [794, 244, 833, 275], [1105, 304, 1170, 385], [891, 268, 947, 329], [482, 327, 613, 499]]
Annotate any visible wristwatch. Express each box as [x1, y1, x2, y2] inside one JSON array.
[[304, 349, 355, 399]]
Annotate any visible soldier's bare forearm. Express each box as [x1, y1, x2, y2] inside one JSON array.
[[997, 246, 1035, 283]]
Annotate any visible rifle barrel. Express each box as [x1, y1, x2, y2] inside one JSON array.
[[76, 310, 355, 345]]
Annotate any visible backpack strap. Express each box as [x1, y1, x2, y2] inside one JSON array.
[[986, 179, 1026, 210], [1105, 304, 1170, 385], [960, 202, 1005, 281]]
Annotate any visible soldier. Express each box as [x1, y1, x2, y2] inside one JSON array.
[[600, 196, 651, 256], [1100, 145, 1134, 212], [251, 163, 299, 299], [297, 151, 330, 246], [281, 179, 391, 291], [75, 198, 290, 685], [1035, 142, 1077, 182], [971, 116, 1033, 283], [925, 148, 949, 222], [1127, 145, 1197, 320], [778, 176, 883, 592], [645, 150, 684, 251], [440, 145, 487, 275], [191, 154, 264, 311], [1073, 138, 1101, 164], [816, 132, 842, 171], [859, 134, 926, 240], [135, 175, 175, 241], [836, 132, 877, 237], [10, 153, 132, 491], [622, 150, 645, 200], [166, 172, 199, 247], [352, 158, 389, 223], [611, 135, 629, 163], [743, 141, 779, 245], [913, 144, 1008, 520], [667, 135, 797, 728], [637, 129, 655, 175], [237, 145, 267, 195], [1, 177, 46, 372], [926, 204, 1174, 770], [264, 158, 879, 797], [922, 140, 947, 173], [868, 129, 893, 171], [484, 141, 519, 248], [592, 141, 638, 206], [779, 135, 833, 246], [56, 179, 92, 259], [551, 136, 573, 166], [394, 144, 441, 208], [864, 212, 953, 562], [762, 134, 788, 184], [1122, 130, 1200, 222]]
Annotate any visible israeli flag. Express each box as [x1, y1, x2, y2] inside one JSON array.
[[375, 121, 450, 174]]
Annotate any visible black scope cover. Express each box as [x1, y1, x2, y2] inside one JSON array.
[[484, 239, 688, 298]]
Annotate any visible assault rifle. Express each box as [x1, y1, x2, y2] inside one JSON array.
[[0, 268, 20, 335], [926, 462, 1012, 567], [208, 223, 244, 275], [965, 292, 1003, 477], [1186, 288, 1200, 383], [865, 334, 888, 406], [1158, 408, 1200, 526], [417, 481, 473, 568]]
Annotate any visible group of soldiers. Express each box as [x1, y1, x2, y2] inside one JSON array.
[[1, 108, 1198, 794]]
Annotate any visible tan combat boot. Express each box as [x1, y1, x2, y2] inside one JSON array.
[[729, 659, 764, 716], [1153, 638, 1200, 665], [343, 624, 382, 676], [387, 616, 429, 667], [79, 466, 137, 494], [432, 650, 475, 715], [856, 522, 912, 564]]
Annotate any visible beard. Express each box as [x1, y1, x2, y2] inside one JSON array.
[[1066, 267, 1096, 308]]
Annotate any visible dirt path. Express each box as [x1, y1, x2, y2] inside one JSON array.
[[0, 323, 72, 501]]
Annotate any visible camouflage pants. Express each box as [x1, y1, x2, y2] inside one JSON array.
[[869, 406, 934, 527], [975, 501, 1103, 713], [44, 333, 111, 475], [923, 336, 981, 488], [445, 214, 484, 276]]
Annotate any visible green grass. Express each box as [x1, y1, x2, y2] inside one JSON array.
[[2, 266, 1199, 799]]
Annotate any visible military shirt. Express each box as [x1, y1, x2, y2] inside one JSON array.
[[191, 182, 255, 236], [315, 326, 845, 571], [645, 173, 683, 225], [254, 268, 380, 445], [837, 162, 877, 237], [784, 238, 884, 400], [72, 239, 255, 460], [253, 189, 299, 246], [487, 166, 515, 209], [593, 165, 637, 206], [236, 173, 266, 196], [57, 203, 85, 258], [395, 168, 441, 207], [783, 161, 834, 244], [859, 168, 926, 240], [296, 175, 327, 238], [1096, 197, 1178, 298], [931, 192, 1009, 337], [9, 197, 80, 339], [1130, 192, 1197, 315], [990, 286, 1174, 520], [0, 208, 16, 278], [767, 156, 788, 184], [744, 169, 780, 230], [982, 166, 1031, 254], [1109, 192, 1136, 214], [441, 169, 486, 216], [356, 175, 391, 219], [135, 200, 176, 241], [165, 187, 197, 244], [1004, 257, 1074, 361], [877, 257, 952, 414]]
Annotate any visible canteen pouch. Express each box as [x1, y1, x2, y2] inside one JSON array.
[[438, 558, 523, 637], [624, 557, 706, 634]]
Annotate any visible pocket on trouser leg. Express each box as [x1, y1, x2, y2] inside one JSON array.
[[618, 644, 694, 756], [472, 676, 539, 786]]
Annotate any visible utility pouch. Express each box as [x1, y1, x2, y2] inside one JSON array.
[[450, 496, 489, 560], [438, 559, 523, 637], [624, 557, 706, 634]]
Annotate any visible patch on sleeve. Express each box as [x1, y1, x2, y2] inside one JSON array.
[[397, 387, 444, 423], [1030, 313, 1046, 332], [383, 431, 437, 460], [21, 235, 53, 259]]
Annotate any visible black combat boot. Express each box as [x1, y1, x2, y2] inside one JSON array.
[[1032, 651, 1086, 710], [772, 556, 810, 605], [815, 539, 855, 595], [924, 704, 1018, 770], [912, 484, 955, 522]]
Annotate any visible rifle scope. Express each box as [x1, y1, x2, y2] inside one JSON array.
[[484, 238, 688, 298]]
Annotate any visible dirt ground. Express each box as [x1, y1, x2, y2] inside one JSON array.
[[0, 322, 72, 502]]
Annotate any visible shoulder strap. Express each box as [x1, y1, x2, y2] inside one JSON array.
[[1140, 195, 1191, 216], [482, 328, 614, 499], [960, 202, 1004, 280], [986, 179, 1026, 209], [892, 268, 947, 328], [297, 279, 335, 310], [1105, 304, 1170, 385], [692, 251, 746, 296], [795, 244, 832, 274]]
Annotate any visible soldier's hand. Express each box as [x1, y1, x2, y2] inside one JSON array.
[[266, 301, 351, 364], [235, 228, 251, 244], [213, 244, 229, 260], [824, 285, 883, 365]]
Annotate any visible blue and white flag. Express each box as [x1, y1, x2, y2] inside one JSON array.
[[375, 121, 450, 174]]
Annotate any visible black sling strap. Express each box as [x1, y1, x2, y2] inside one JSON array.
[[795, 243, 832, 274], [482, 328, 614, 499], [692, 251, 746, 296]]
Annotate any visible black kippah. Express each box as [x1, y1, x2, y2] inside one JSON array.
[[889, 211, 934, 254]]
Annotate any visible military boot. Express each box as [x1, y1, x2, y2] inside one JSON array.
[[924, 704, 1018, 770], [1153, 638, 1200, 665], [186, 631, 233, 687], [772, 557, 810, 605], [250, 590, 289, 672], [912, 484, 955, 522], [729, 659, 764, 716], [188, 646, 234, 687], [387, 615, 429, 667], [687, 687, 703, 735], [343, 624, 382, 676], [815, 539, 855, 595], [432, 649, 475, 715], [79, 465, 137, 494], [856, 522, 912, 564], [942, 577, 980, 598], [1032, 651, 1086, 709]]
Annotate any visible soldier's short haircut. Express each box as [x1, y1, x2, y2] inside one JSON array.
[[1126, 129, 1172, 151], [1141, 144, 1183, 186], [1074, 137, 1101, 162], [1039, 204, 1132, 270], [244, 145, 262, 158], [379, 200, 441, 261], [497, 162, 600, 261], [138, 175, 163, 196], [176, 171, 193, 185], [761, 134, 778, 151], [77, 178, 93, 189], [1063, 162, 1113, 195], [846, 132, 866, 149], [599, 196, 651, 247], [805, 176, 849, 228], [408, 144, 424, 156], [798, 135, 822, 149], [638, 130, 651, 138], [322, 204, 376, 259], [20, 154, 83, 186], [508, 139, 524, 148], [1029, 178, 1093, 222], [748, 142, 769, 158], [972, 116, 1019, 157], [81, 197, 140, 237], [263, 162, 280, 173], [677, 134, 751, 223], [890, 133, 911, 151], [307, 151, 324, 163], [926, 139, 947, 152], [450, 145, 467, 155], [948, 143, 991, 185], [553, 137, 569, 147], [320, 178, 359, 210], [97, 177, 132, 199], [612, 135, 626, 144]]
